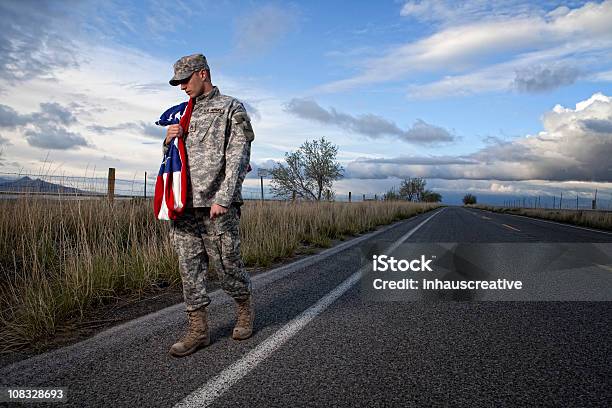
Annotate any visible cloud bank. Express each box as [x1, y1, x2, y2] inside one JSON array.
[[0, 102, 90, 150], [284, 98, 454, 144], [512, 63, 582, 93], [346, 92, 612, 182], [319, 1, 612, 96]]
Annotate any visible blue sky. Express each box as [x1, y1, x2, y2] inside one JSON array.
[[0, 0, 611, 205]]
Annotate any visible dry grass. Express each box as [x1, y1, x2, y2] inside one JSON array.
[[472, 204, 612, 231], [0, 198, 438, 351], [241, 200, 439, 266]]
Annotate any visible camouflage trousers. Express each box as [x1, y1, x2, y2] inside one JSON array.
[[170, 205, 252, 312]]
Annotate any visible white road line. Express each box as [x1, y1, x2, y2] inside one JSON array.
[[502, 223, 521, 232], [596, 264, 612, 273], [474, 208, 612, 236], [174, 208, 445, 408]]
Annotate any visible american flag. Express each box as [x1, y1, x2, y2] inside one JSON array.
[[154, 135, 187, 220], [153, 101, 191, 220]]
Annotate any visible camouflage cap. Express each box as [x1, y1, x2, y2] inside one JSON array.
[[169, 53, 210, 86]]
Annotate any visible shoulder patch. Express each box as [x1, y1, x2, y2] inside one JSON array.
[[232, 111, 251, 124], [233, 110, 254, 141]]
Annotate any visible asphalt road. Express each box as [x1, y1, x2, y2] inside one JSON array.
[[2, 206, 611, 407]]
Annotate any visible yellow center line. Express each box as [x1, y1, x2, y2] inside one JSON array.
[[502, 223, 521, 232], [596, 264, 612, 272]]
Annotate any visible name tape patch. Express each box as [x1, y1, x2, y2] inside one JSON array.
[[203, 108, 225, 114]]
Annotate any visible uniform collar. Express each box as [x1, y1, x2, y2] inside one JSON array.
[[194, 86, 219, 104]]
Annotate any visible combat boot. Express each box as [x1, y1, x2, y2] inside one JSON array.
[[169, 307, 210, 357], [232, 296, 254, 340]]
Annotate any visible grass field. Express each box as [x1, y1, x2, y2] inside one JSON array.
[[0, 198, 439, 352], [471, 204, 612, 231]]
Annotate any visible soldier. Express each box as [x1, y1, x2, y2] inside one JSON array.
[[163, 53, 255, 357]]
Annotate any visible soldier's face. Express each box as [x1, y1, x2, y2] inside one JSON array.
[[180, 70, 206, 97]]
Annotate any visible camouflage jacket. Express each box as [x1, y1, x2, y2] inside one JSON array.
[[163, 86, 254, 208]]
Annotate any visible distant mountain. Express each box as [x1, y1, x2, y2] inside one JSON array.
[[0, 176, 89, 194]]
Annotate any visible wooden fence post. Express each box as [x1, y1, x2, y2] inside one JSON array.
[[107, 168, 115, 201], [260, 176, 264, 201], [348, 191, 352, 202]]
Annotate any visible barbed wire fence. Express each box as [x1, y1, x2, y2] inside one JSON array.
[[0, 169, 146, 200], [0, 168, 384, 202], [1, 168, 610, 210], [499, 191, 612, 211]]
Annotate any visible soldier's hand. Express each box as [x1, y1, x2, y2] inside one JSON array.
[[164, 124, 184, 145], [210, 203, 228, 219]]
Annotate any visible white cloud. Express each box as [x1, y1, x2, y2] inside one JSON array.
[[400, 0, 542, 25], [407, 66, 510, 99], [490, 182, 515, 193], [589, 69, 612, 82], [407, 37, 609, 99], [0, 134, 11, 146]]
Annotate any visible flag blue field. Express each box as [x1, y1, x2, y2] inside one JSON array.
[[155, 102, 188, 126]]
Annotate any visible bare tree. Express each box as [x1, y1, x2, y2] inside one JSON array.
[[463, 193, 477, 205], [270, 137, 344, 200], [399, 177, 426, 201]]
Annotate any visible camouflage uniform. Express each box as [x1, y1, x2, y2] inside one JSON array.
[[165, 54, 254, 312]]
